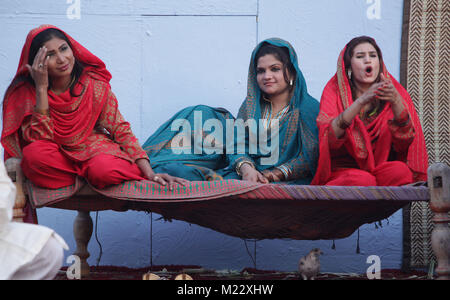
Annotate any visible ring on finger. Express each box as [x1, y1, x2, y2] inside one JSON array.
[[38, 63, 43, 68], [153, 176, 160, 181]]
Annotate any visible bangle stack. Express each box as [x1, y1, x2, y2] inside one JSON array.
[[261, 168, 287, 183], [276, 165, 291, 181], [393, 110, 411, 127], [271, 168, 286, 182], [34, 106, 49, 116], [336, 113, 351, 130], [235, 160, 255, 177]]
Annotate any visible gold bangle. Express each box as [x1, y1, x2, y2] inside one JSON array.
[[262, 168, 286, 183], [236, 160, 255, 177], [337, 113, 351, 129], [271, 168, 286, 181], [34, 106, 49, 116], [393, 110, 410, 127]]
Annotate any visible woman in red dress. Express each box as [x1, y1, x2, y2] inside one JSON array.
[[312, 36, 428, 186], [2, 25, 187, 190]]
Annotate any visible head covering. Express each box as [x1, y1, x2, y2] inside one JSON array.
[[229, 38, 320, 183], [2, 25, 112, 159], [312, 42, 428, 184]]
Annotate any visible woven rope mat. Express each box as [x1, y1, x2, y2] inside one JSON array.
[[400, 0, 450, 269]]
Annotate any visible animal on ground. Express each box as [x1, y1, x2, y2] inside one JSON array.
[[298, 248, 323, 280]]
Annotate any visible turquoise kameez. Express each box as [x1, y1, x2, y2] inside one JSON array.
[[142, 38, 319, 184]]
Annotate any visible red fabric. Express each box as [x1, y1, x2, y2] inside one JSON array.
[[325, 161, 414, 186], [1, 24, 149, 196], [1, 24, 148, 178], [312, 46, 428, 185], [2, 24, 112, 159], [21, 140, 145, 189], [19, 87, 148, 164]]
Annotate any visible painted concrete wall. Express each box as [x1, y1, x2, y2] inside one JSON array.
[[0, 0, 406, 273]]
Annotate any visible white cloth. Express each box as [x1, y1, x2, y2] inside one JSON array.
[[0, 156, 69, 280], [8, 234, 65, 280]]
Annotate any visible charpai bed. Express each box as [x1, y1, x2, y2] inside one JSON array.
[[6, 158, 450, 280]]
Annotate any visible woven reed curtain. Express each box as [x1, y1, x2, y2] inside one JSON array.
[[400, 0, 450, 270]]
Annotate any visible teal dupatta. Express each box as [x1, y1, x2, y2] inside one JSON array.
[[142, 38, 319, 184], [226, 38, 319, 184], [143, 105, 233, 181]]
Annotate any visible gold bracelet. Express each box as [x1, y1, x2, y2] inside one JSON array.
[[393, 110, 410, 127], [235, 160, 255, 177], [271, 168, 286, 181], [337, 113, 351, 129], [34, 106, 49, 116], [262, 168, 286, 182]]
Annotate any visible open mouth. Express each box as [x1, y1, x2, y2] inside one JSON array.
[[365, 66, 373, 74]]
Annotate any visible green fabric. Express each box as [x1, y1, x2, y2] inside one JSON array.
[[142, 38, 319, 184], [225, 38, 319, 184], [143, 105, 232, 181]]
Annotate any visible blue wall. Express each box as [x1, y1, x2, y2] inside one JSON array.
[[0, 0, 406, 273]]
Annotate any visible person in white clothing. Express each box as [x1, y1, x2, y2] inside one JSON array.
[[0, 151, 69, 280]]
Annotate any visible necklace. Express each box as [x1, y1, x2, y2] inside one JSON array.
[[360, 101, 380, 120]]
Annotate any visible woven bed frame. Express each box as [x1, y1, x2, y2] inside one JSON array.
[[6, 158, 450, 280]]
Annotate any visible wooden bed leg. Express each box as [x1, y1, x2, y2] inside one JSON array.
[[5, 158, 27, 222], [73, 211, 93, 279], [428, 163, 450, 280]]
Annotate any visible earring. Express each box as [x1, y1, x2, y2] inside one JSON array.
[[289, 79, 294, 86], [347, 70, 352, 80]]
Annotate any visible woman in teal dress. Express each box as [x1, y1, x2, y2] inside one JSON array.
[[142, 38, 319, 184]]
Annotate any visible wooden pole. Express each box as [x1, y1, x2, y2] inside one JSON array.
[[428, 163, 450, 280], [6, 158, 27, 222], [73, 211, 93, 279]]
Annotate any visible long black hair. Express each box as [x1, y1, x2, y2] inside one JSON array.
[[254, 42, 297, 93], [343, 36, 384, 94], [3, 28, 85, 102]]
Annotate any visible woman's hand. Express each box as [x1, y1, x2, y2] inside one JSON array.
[[356, 81, 385, 106], [375, 74, 402, 104], [136, 158, 189, 191], [149, 173, 190, 191], [375, 73, 406, 120], [262, 170, 282, 183], [26, 46, 50, 90], [26, 47, 50, 113], [241, 163, 269, 184]]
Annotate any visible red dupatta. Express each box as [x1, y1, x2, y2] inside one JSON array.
[[311, 47, 428, 184], [2, 25, 112, 159]]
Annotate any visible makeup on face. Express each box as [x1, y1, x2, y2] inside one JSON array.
[[350, 43, 380, 85], [256, 54, 290, 98], [43, 37, 75, 79]]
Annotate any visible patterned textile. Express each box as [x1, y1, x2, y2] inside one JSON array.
[[26, 179, 429, 240], [142, 105, 233, 181], [227, 38, 320, 184], [1, 24, 147, 164], [401, 0, 450, 269], [312, 40, 428, 185], [142, 38, 319, 184]]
